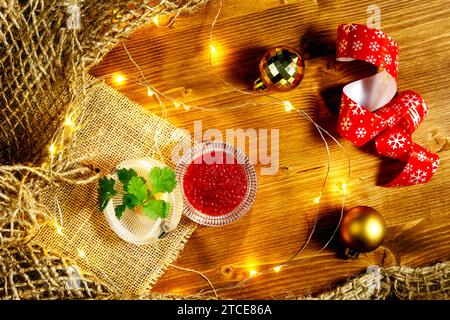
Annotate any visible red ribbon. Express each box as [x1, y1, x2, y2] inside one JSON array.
[[336, 23, 439, 187]]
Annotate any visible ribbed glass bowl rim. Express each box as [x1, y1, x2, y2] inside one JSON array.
[[175, 141, 257, 226]]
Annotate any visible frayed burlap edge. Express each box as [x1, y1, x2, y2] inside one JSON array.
[[2, 241, 447, 300], [0, 0, 208, 245], [297, 261, 449, 300]]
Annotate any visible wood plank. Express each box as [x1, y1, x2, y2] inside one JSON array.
[[90, 0, 450, 299]]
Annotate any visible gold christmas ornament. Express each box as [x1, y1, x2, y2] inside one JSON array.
[[253, 47, 305, 91], [339, 206, 386, 259]]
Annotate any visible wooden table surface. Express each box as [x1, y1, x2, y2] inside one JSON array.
[[91, 0, 450, 299]]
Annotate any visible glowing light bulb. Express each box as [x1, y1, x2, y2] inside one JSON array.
[[147, 87, 154, 96], [77, 249, 86, 258], [341, 183, 348, 193], [64, 117, 74, 128], [49, 144, 56, 155], [113, 74, 125, 84], [273, 266, 282, 272], [283, 101, 293, 112], [173, 101, 181, 108], [313, 196, 321, 204], [56, 227, 63, 235], [210, 44, 217, 55], [249, 270, 258, 277], [152, 16, 159, 26]]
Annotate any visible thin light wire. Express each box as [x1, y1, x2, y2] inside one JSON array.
[[46, 0, 352, 298], [153, 10, 182, 28], [200, 0, 351, 294], [49, 152, 64, 229], [119, 0, 351, 296], [169, 263, 218, 298], [122, 42, 167, 163]]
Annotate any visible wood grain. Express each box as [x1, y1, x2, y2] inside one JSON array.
[[90, 0, 450, 299]]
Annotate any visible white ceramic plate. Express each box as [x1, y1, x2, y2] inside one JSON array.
[[103, 158, 182, 245]]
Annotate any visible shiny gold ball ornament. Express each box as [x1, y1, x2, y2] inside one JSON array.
[[253, 47, 305, 91], [339, 206, 387, 259]]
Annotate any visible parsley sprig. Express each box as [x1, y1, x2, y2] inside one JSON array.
[[98, 167, 177, 220]]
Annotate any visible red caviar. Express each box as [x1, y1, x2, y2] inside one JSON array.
[[183, 151, 248, 216]]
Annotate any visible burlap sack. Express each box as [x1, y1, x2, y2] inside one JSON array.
[[308, 262, 449, 300], [0, 0, 207, 165], [1, 0, 448, 300], [2, 241, 447, 299], [0, 242, 210, 300], [0, 0, 207, 245], [33, 75, 197, 294], [0, 0, 205, 297]]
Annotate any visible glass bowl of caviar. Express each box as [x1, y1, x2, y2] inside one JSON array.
[[175, 141, 257, 226]]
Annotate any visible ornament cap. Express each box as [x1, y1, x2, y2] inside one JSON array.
[[253, 77, 267, 91], [343, 247, 360, 259]]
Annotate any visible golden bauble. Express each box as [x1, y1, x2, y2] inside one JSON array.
[[339, 206, 386, 254], [253, 47, 305, 91]]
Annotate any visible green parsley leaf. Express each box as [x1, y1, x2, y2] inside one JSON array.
[[115, 204, 127, 219], [162, 201, 170, 219], [101, 165, 175, 221], [116, 168, 137, 191], [98, 177, 117, 211], [126, 176, 148, 203], [142, 199, 169, 220], [148, 167, 177, 194], [123, 193, 141, 209]]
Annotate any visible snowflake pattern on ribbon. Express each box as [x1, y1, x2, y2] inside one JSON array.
[[409, 169, 427, 185], [387, 133, 406, 150], [341, 118, 352, 130], [336, 23, 439, 187]]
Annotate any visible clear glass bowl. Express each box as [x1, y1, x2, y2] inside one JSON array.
[[175, 141, 257, 227]]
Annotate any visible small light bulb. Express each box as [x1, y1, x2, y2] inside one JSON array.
[[341, 183, 348, 193], [49, 144, 56, 155], [152, 16, 159, 26], [113, 74, 125, 84], [147, 87, 154, 96], [313, 196, 321, 204], [210, 44, 216, 55], [173, 101, 181, 108], [77, 249, 86, 258], [56, 227, 63, 235], [249, 270, 258, 277], [273, 266, 282, 272], [64, 117, 74, 128], [283, 101, 293, 112]]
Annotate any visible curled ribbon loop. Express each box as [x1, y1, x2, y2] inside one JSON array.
[[336, 23, 439, 187]]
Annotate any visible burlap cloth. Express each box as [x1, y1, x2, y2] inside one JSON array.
[[0, 0, 448, 300], [33, 75, 197, 294], [0, 0, 205, 298], [1, 242, 448, 300], [0, 0, 208, 165]]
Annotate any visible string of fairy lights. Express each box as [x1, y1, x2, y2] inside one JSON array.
[[47, 0, 351, 297]]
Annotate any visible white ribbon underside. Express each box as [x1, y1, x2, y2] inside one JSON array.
[[338, 57, 397, 113]]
